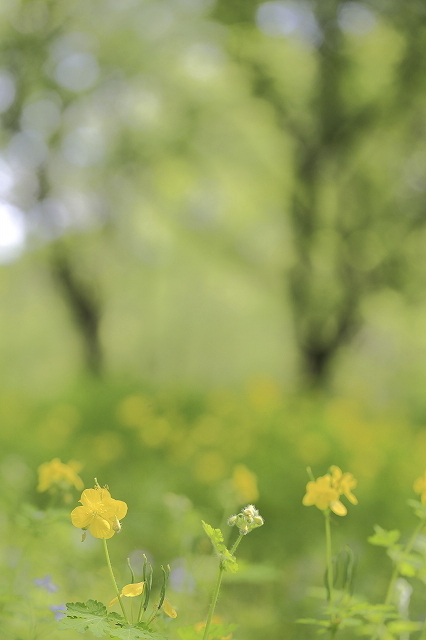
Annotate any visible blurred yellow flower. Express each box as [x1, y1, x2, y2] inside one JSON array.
[[108, 581, 144, 606], [231, 464, 259, 503], [414, 471, 426, 504], [162, 599, 177, 618], [302, 474, 347, 516], [194, 616, 231, 637], [302, 466, 357, 516], [37, 458, 84, 493], [71, 486, 127, 539], [330, 465, 358, 505]]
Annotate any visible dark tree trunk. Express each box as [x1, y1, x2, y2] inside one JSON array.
[[50, 249, 102, 376]]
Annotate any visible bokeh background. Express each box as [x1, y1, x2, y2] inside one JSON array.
[[3, 0, 426, 638]]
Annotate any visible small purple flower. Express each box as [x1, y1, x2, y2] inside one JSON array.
[[34, 575, 58, 593], [169, 559, 195, 594], [49, 604, 66, 620]]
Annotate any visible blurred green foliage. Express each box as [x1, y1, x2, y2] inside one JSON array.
[[1, 380, 426, 637]]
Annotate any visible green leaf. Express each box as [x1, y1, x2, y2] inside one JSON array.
[[407, 499, 426, 519], [399, 561, 416, 577], [202, 521, 238, 573], [67, 600, 108, 617], [58, 600, 114, 637], [339, 617, 362, 628], [176, 626, 201, 640], [368, 525, 401, 548], [111, 626, 166, 640], [296, 618, 330, 627], [387, 620, 422, 633], [348, 603, 395, 616]]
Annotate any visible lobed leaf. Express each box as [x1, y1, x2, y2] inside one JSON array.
[[202, 521, 238, 573], [58, 599, 124, 638], [368, 526, 401, 548]]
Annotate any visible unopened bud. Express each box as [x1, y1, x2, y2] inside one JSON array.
[[242, 504, 257, 517], [112, 516, 122, 532]]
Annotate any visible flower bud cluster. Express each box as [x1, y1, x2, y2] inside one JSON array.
[[227, 504, 264, 535]]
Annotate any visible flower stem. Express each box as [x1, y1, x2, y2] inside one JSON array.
[[324, 511, 334, 611], [324, 510, 339, 638], [202, 534, 243, 640], [103, 539, 129, 624]]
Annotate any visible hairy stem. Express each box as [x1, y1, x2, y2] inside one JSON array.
[[202, 534, 243, 640], [103, 539, 129, 624]]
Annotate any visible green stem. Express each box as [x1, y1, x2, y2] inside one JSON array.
[[202, 534, 243, 640], [103, 539, 129, 624], [370, 518, 425, 640], [324, 511, 334, 613]]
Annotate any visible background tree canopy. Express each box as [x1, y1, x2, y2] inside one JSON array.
[[2, 0, 426, 397]]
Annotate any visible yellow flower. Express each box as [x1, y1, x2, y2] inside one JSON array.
[[231, 464, 259, 503], [37, 458, 84, 492], [330, 465, 358, 505], [302, 466, 358, 516], [414, 471, 426, 504], [71, 486, 127, 539], [108, 582, 144, 607], [162, 599, 178, 618], [302, 474, 347, 516]]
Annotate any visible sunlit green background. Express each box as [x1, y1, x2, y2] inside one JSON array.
[[3, 0, 426, 638]]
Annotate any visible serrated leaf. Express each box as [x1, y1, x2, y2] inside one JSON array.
[[368, 526, 401, 548], [58, 600, 112, 637], [109, 612, 125, 622], [202, 521, 238, 573], [67, 600, 108, 617], [58, 615, 111, 637]]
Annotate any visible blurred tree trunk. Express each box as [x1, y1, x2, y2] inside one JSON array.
[[50, 247, 103, 376], [216, 0, 426, 386]]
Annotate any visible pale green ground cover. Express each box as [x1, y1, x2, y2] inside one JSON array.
[[2, 383, 426, 638]]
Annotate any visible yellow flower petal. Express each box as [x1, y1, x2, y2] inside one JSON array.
[[162, 599, 177, 618], [316, 490, 339, 510], [89, 515, 113, 539], [121, 582, 144, 597], [111, 499, 128, 520], [71, 506, 92, 529], [80, 487, 111, 508], [414, 472, 426, 504], [108, 596, 118, 607], [330, 500, 347, 516]]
